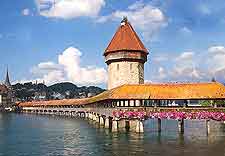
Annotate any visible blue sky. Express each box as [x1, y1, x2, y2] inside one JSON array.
[[1, 0, 225, 88]]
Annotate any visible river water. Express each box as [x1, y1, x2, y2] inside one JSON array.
[[0, 113, 225, 156]]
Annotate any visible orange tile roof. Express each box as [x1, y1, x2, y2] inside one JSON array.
[[19, 98, 89, 107], [89, 82, 225, 102], [104, 19, 148, 56], [19, 82, 225, 107]]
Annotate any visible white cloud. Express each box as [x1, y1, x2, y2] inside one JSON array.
[[171, 66, 204, 80], [151, 46, 225, 83], [36, 0, 105, 19], [214, 68, 225, 82], [31, 62, 63, 76], [179, 27, 192, 36], [30, 46, 107, 85], [128, 1, 145, 10], [175, 51, 194, 62], [31, 61, 65, 84], [97, 1, 167, 41], [152, 55, 168, 62], [171, 51, 206, 80], [208, 46, 225, 55], [208, 46, 225, 72], [158, 67, 166, 79], [22, 8, 30, 16], [152, 51, 205, 82]]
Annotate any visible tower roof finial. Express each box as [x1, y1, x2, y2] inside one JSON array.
[[121, 16, 128, 26], [122, 16, 128, 22], [4, 67, 11, 87]]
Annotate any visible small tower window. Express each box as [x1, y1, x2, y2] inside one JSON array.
[[130, 64, 132, 70], [117, 64, 119, 71]]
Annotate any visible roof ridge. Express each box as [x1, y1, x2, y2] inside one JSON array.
[[122, 82, 222, 86], [127, 22, 147, 51], [104, 19, 148, 55]]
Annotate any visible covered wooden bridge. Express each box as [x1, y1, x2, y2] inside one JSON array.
[[19, 82, 225, 133]]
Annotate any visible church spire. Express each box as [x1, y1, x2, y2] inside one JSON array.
[[4, 67, 11, 87]]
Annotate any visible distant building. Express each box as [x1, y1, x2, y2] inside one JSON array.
[[52, 92, 65, 100], [5, 68, 11, 88], [0, 68, 15, 109], [34, 91, 47, 101], [0, 85, 9, 109]]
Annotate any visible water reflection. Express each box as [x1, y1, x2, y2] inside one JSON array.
[[0, 113, 225, 156]]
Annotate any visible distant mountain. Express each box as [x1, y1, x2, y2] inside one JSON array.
[[48, 82, 105, 99], [48, 82, 78, 93], [12, 82, 105, 102]]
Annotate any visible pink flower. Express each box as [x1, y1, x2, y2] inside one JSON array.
[[112, 110, 225, 121]]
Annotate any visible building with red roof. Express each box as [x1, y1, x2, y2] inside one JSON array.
[[105, 17, 149, 89]]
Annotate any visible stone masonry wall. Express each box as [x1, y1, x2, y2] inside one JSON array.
[[108, 61, 144, 89]]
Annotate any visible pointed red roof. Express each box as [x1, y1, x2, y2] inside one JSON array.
[[104, 18, 148, 56]]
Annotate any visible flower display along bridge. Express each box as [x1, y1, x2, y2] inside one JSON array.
[[19, 82, 225, 134]]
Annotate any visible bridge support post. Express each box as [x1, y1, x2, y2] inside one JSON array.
[[92, 113, 95, 120], [136, 120, 144, 133], [129, 119, 144, 133], [105, 117, 110, 128], [206, 119, 210, 136], [100, 116, 104, 126], [112, 120, 118, 132], [89, 113, 93, 120], [93, 114, 97, 121], [97, 114, 100, 122], [178, 119, 184, 134], [91, 113, 94, 120], [158, 118, 161, 132], [129, 120, 136, 132], [125, 120, 130, 131], [85, 112, 89, 119], [118, 119, 127, 131]]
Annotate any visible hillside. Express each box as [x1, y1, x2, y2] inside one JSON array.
[[13, 82, 105, 102]]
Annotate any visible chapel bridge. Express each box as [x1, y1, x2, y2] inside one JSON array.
[[18, 18, 225, 133], [19, 83, 225, 133]]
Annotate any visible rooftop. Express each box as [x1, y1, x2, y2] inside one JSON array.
[[104, 18, 148, 56], [4, 68, 11, 87], [19, 82, 225, 107]]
